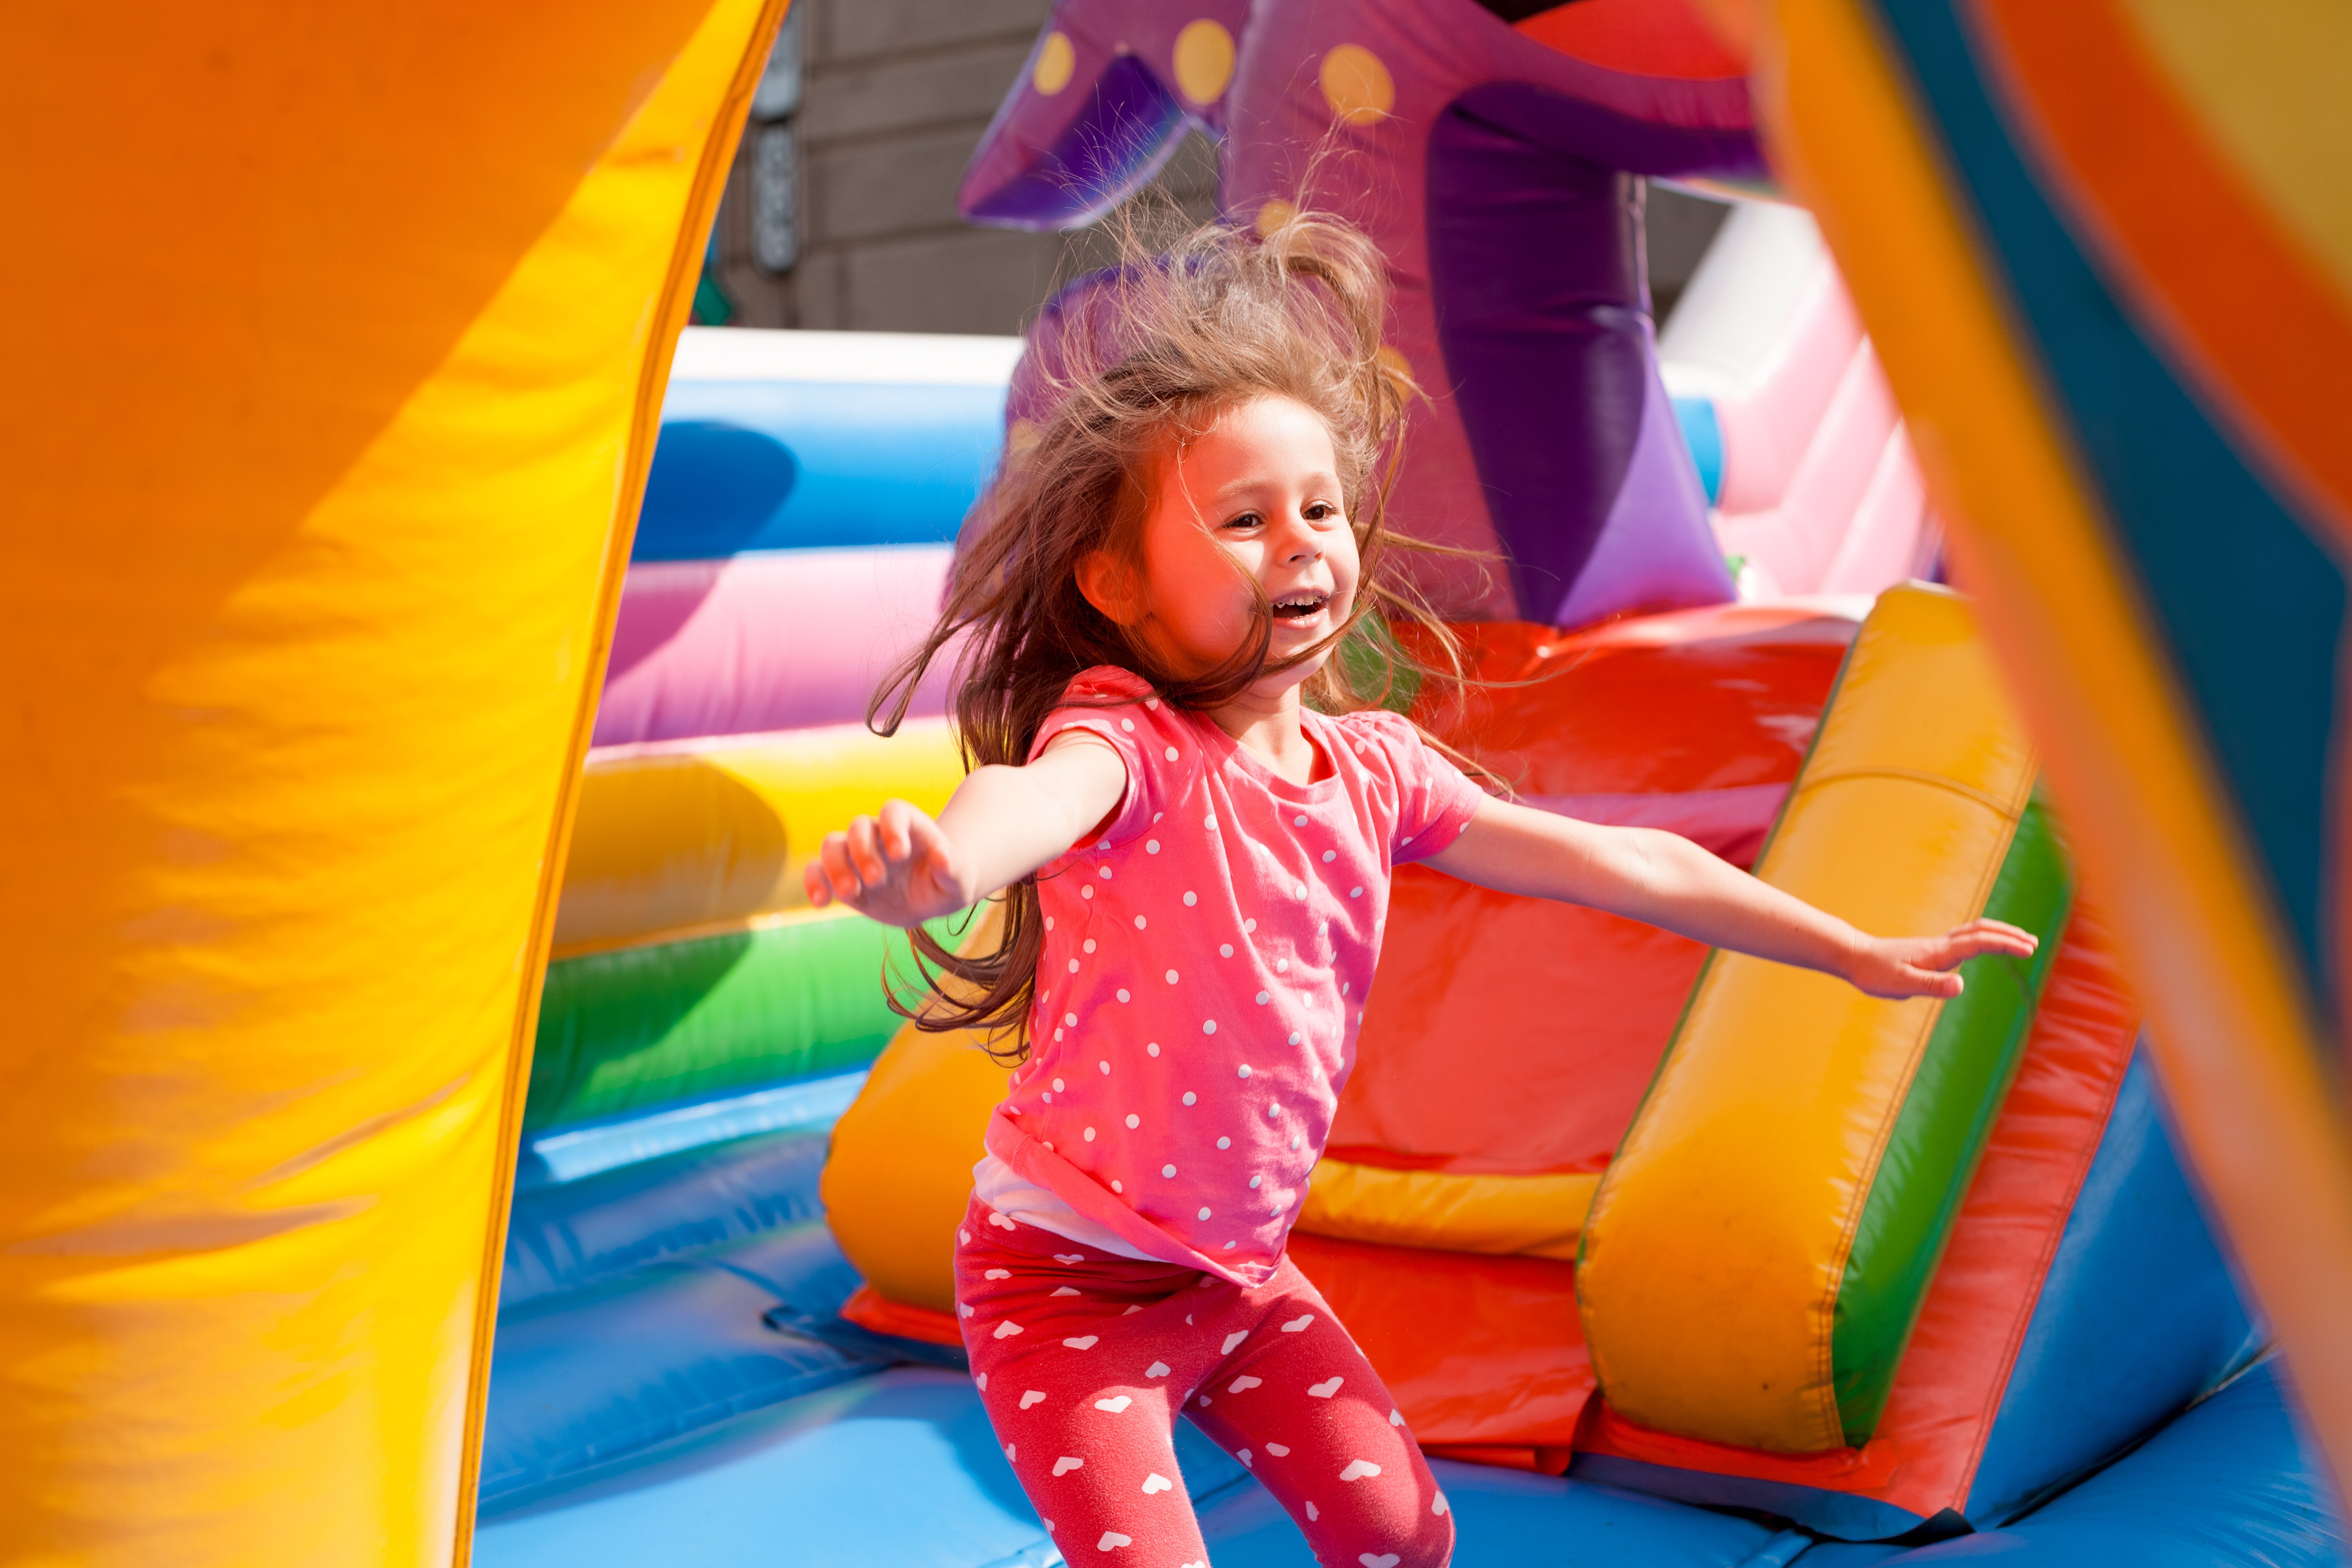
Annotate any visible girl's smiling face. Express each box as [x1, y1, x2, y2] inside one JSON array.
[[1080, 395, 1360, 701]]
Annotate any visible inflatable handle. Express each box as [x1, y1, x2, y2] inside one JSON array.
[[1578, 584, 2063, 1455]]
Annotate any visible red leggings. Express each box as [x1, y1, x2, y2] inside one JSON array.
[[954, 1198, 1454, 1568]]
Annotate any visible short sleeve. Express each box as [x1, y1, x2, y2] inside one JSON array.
[[1028, 666, 1166, 852], [1351, 709, 1488, 864]]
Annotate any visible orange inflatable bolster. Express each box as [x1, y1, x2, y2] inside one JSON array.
[[821, 908, 1010, 1316]]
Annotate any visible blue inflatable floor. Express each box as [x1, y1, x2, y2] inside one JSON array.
[[475, 1106, 2345, 1567], [475, 1357, 2342, 1568]]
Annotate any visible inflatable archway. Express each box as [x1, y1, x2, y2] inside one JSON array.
[[1, 2, 786, 1559]]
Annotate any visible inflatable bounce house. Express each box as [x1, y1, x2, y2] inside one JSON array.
[[7, 1, 2350, 1565]]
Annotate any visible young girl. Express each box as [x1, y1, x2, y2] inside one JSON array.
[[806, 214, 2032, 1568]]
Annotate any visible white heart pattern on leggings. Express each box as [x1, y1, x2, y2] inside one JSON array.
[[1055, 1253, 1087, 1264], [984, 1268, 1011, 1280], [1221, 1330, 1249, 1354], [1063, 1335, 1100, 1350], [1228, 1375, 1263, 1393], [1051, 1286, 1082, 1297], [1281, 1314, 1314, 1333], [1265, 1443, 1290, 1457], [1020, 1390, 1048, 1410], [1142, 1473, 1174, 1495], [1095, 1395, 1133, 1413], [988, 1212, 1018, 1231], [1052, 1456, 1085, 1476], [994, 1321, 1024, 1339], [1308, 1376, 1344, 1398], [1096, 1531, 1132, 1550], [1433, 1492, 1451, 1516], [1360, 1555, 1402, 1568], [1338, 1459, 1382, 1482], [1144, 1361, 1172, 1379]]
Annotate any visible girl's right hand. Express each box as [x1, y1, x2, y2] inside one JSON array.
[[805, 798, 972, 927]]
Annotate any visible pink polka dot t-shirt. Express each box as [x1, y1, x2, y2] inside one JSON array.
[[977, 666, 1487, 1288]]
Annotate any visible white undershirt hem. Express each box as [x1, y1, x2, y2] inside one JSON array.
[[970, 1153, 1159, 1261]]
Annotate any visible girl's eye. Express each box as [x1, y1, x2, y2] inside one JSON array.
[[1224, 511, 1265, 531], [1304, 502, 1337, 522]]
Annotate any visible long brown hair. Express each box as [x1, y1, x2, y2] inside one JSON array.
[[871, 207, 1481, 1062]]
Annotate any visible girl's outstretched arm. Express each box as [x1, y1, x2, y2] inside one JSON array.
[[803, 732, 1128, 929], [1424, 797, 2037, 1000]]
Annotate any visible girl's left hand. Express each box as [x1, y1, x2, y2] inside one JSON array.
[[1844, 918, 2040, 1000]]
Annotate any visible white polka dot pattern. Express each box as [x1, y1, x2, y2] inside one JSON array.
[[987, 665, 1487, 1284]]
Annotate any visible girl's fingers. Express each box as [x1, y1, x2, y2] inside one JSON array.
[[1914, 967, 1964, 998], [903, 809, 957, 890], [803, 860, 833, 907], [877, 798, 914, 862], [845, 816, 887, 886], [820, 831, 865, 903], [1950, 924, 2038, 961]]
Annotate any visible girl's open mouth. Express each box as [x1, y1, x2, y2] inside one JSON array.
[[1271, 591, 1329, 621]]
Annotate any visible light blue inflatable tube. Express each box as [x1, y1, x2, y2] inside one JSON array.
[[1963, 1043, 2265, 1522], [635, 329, 1020, 560]]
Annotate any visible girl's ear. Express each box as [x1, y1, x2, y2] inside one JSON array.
[[1077, 548, 1146, 627]]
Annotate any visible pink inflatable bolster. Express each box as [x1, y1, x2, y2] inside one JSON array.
[[1716, 336, 1904, 597], [1710, 256, 1863, 517], [1820, 426, 1934, 597], [595, 546, 957, 746]]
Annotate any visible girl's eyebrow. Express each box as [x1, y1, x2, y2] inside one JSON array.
[[1210, 471, 1341, 503]]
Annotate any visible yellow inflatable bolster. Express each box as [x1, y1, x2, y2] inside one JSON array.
[[1296, 1162, 1601, 1262], [554, 718, 965, 957], [1578, 584, 2037, 1455]]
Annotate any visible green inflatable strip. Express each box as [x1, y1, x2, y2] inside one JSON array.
[[1831, 799, 2072, 1444], [525, 908, 974, 1135]]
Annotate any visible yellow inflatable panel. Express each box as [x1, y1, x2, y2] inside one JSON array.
[[1297, 1161, 1600, 1262], [0, 3, 782, 1561], [554, 719, 965, 958], [822, 907, 1011, 1314], [1578, 585, 2037, 1455]]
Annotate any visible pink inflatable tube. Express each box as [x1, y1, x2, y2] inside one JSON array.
[[594, 547, 956, 747]]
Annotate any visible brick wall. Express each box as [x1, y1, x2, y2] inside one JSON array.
[[710, 0, 1216, 335], [705, 0, 1726, 337]]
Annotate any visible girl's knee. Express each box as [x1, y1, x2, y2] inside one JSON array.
[[1394, 1499, 1454, 1568], [1305, 1483, 1452, 1568]]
